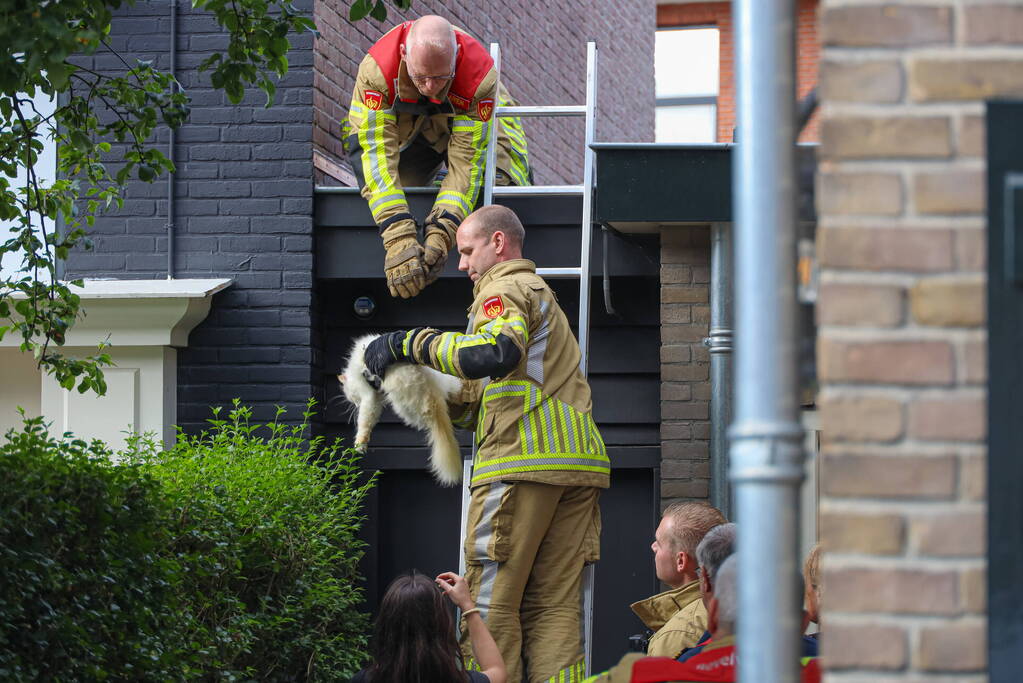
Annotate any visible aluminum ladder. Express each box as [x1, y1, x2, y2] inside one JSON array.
[[457, 40, 599, 677]]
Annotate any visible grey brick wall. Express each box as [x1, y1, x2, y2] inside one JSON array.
[[63, 0, 317, 432], [313, 0, 656, 185]]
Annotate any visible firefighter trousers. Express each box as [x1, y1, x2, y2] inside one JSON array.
[[461, 481, 602, 683]]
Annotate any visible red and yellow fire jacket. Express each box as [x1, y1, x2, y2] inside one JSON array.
[[344, 22, 530, 231]]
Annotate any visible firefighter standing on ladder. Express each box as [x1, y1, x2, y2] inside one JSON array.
[[363, 204, 610, 682], [345, 15, 531, 299]]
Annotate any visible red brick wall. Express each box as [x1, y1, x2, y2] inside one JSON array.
[[313, 0, 656, 185], [657, 0, 820, 143]]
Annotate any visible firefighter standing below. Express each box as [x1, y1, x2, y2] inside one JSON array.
[[345, 16, 531, 299], [362, 205, 610, 682]]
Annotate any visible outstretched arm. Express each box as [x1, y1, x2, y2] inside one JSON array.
[[436, 572, 507, 683]]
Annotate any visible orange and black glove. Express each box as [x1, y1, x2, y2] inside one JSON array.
[[380, 213, 426, 299], [422, 209, 460, 285]]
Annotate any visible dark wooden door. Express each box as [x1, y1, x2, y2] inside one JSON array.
[[986, 100, 1023, 678]]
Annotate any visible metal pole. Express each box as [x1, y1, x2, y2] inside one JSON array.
[[706, 222, 733, 519], [731, 1, 803, 683]]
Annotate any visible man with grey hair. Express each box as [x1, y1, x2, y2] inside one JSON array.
[[696, 522, 737, 610], [345, 15, 531, 299]]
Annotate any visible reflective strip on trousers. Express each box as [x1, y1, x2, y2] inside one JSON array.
[[471, 482, 506, 620], [544, 660, 586, 683]]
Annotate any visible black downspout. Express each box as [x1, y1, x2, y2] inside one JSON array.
[[166, 0, 177, 279]]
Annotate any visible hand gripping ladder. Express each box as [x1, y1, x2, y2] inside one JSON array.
[[457, 40, 599, 676]]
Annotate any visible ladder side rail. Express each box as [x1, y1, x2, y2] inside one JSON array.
[[579, 41, 598, 677], [482, 42, 502, 208]]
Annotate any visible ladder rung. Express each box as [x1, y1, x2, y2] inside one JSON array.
[[536, 267, 582, 278], [492, 184, 585, 197], [496, 105, 586, 117]]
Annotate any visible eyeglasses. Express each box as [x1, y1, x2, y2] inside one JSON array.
[[404, 45, 459, 88], [406, 66, 455, 87]]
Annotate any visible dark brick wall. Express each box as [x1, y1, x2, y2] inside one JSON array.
[[313, 0, 656, 185], [63, 0, 317, 432]]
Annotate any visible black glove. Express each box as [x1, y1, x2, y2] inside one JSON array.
[[362, 331, 408, 390]]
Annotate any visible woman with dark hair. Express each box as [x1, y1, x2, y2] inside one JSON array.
[[351, 570, 506, 683]]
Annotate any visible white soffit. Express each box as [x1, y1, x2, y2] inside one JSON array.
[[1, 278, 232, 348]]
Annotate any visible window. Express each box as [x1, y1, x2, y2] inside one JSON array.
[[655, 26, 720, 143]]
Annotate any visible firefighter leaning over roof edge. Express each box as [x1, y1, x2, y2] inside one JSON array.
[[361, 204, 609, 683], [344, 15, 531, 299]]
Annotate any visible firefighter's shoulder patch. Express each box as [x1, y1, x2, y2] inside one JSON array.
[[482, 295, 504, 318], [449, 92, 470, 110], [364, 90, 383, 110], [477, 98, 494, 122]]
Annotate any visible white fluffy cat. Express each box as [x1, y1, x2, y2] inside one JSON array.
[[338, 334, 464, 486]]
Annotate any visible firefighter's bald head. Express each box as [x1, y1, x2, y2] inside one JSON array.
[[456, 205, 525, 282], [402, 16, 457, 98]]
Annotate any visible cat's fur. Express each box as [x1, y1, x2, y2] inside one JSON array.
[[338, 334, 464, 486]]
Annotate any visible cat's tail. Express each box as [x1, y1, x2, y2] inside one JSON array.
[[427, 396, 463, 486]]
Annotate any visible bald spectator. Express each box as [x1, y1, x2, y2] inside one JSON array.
[[630, 502, 727, 658]]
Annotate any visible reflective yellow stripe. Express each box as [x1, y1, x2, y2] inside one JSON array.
[[471, 463, 610, 484]]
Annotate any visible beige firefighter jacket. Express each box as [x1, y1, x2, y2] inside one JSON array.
[[630, 580, 709, 658], [344, 24, 530, 234], [404, 259, 611, 489]]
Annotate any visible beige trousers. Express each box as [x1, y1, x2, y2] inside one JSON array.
[[461, 481, 601, 683]]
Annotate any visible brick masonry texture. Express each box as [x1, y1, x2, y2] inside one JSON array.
[[313, 0, 656, 185], [659, 226, 711, 505], [818, 0, 989, 677], [63, 1, 317, 432]]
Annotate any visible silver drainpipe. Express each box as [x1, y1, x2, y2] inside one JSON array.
[[166, 0, 178, 280], [706, 222, 733, 519], [731, 0, 804, 682]]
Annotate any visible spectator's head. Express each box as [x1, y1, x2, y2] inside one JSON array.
[[803, 543, 822, 625], [652, 502, 727, 588], [695, 522, 737, 608], [368, 571, 464, 682], [708, 553, 737, 638], [401, 15, 458, 98], [457, 205, 525, 282]]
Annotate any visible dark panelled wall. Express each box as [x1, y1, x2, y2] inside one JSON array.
[[63, 1, 317, 432], [313, 0, 657, 185]]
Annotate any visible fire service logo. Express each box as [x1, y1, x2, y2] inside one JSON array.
[[483, 295, 504, 318], [477, 98, 494, 122], [364, 90, 383, 110]]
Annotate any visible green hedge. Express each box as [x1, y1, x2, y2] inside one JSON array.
[[0, 402, 375, 681]]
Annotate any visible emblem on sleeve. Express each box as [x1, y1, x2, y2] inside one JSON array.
[[477, 98, 494, 122], [364, 90, 383, 110], [483, 295, 505, 318]]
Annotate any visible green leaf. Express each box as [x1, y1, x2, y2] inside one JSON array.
[[349, 0, 371, 21], [369, 0, 387, 21]]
